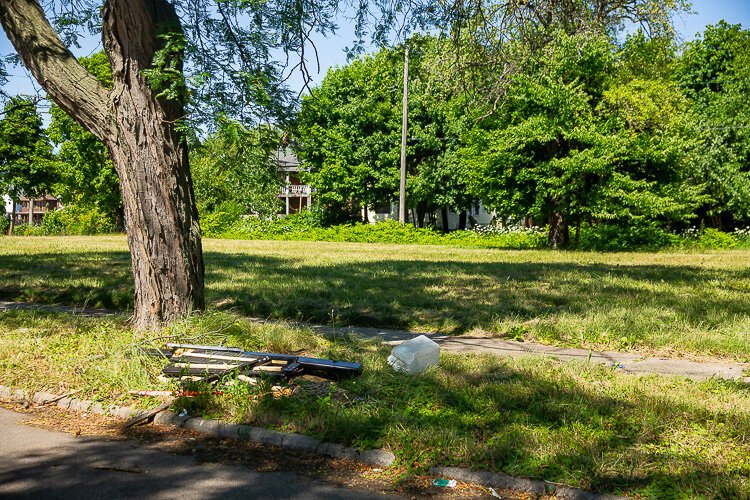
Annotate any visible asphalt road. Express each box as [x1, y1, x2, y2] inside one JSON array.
[[0, 408, 391, 499]]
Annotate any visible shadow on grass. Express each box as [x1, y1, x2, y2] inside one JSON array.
[[204, 251, 750, 341], [0, 251, 133, 310], [246, 351, 748, 497], [1, 249, 749, 339]]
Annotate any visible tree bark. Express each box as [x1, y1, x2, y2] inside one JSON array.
[[458, 210, 467, 230], [0, 0, 205, 330], [548, 202, 569, 249], [440, 207, 450, 233], [416, 202, 426, 228]]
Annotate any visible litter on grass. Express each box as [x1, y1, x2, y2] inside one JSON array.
[[156, 343, 362, 381], [432, 478, 457, 488], [387, 335, 440, 374], [125, 343, 362, 428]]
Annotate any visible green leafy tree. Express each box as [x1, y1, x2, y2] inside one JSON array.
[[676, 21, 750, 227], [298, 36, 474, 227], [463, 31, 699, 247], [297, 48, 401, 223], [191, 119, 282, 220], [0, 96, 56, 233], [47, 53, 123, 229]]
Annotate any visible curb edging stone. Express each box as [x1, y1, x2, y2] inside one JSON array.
[[0, 384, 395, 467], [429, 466, 627, 500]]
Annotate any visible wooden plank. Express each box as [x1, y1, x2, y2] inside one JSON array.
[[167, 343, 243, 353], [171, 362, 242, 370], [171, 352, 263, 363]]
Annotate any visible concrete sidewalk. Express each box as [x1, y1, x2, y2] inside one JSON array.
[[2, 300, 748, 382], [310, 324, 750, 382]]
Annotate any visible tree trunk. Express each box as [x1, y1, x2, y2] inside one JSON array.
[[440, 207, 450, 233], [548, 203, 568, 249], [458, 210, 467, 230], [9, 197, 15, 235], [28, 197, 33, 225], [417, 202, 427, 228], [0, 0, 205, 330]]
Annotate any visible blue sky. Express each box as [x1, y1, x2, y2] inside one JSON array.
[[1, 0, 749, 103]]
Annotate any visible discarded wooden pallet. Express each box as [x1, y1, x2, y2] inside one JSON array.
[[157, 343, 362, 381]]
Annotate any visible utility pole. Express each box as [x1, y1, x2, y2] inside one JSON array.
[[399, 45, 408, 225]]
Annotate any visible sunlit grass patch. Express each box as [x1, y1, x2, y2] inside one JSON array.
[[2, 236, 750, 358]]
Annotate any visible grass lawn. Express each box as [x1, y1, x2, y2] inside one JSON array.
[[0, 309, 749, 498], [1, 235, 749, 358]]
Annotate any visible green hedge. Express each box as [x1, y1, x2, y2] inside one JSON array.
[[205, 212, 750, 251], [214, 215, 549, 249]]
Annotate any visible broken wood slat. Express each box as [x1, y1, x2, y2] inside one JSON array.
[[171, 362, 246, 370], [161, 344, 363, 380], [129, 390, 225, 397], [166, 343, 244, 353], [170, 355, 266, 366], [201, 359, 264, 384], [162, 366, 285, 377], [162, 366, 241, 376], [170, 351, 264, 363], [162, 356, 271, 379], [144, 348, 175, 359]]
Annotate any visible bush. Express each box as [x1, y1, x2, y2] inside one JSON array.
[[205, 210, 745, 252], [11, 223, 37, 236], [200, 200, 246, 237], [0, 215, 9, 235], [214, 215, 548, 249], [576, 223, 678, 251], [38, 205, 116, 235], [734, 227, 750, 247], [677, 226, 737, 250]]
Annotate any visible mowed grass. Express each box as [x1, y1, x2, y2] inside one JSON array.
[[1, 235, 750, 358], [1, 309, 749, 498]]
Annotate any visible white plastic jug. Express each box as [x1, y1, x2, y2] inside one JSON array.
[[387, 335, 440, 374]]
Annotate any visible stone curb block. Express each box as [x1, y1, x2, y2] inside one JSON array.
[[124, 409, 394, 466], [1, 385, 398, 469], [429, 466, 628, 500]]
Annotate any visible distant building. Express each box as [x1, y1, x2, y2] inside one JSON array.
[[2, 194, 62, 226], [276, 148, 312, 216], [369, 200, 495, 230]]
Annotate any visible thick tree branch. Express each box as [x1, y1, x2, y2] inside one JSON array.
[[0, 0, 111, 139]]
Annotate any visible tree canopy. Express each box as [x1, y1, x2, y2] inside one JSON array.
[[0, 96, 56, 205], [46, 52, 123, 229], [676, 21, 750, 227], [191, 119, 283, 219], [297, 36, 475, 226]]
